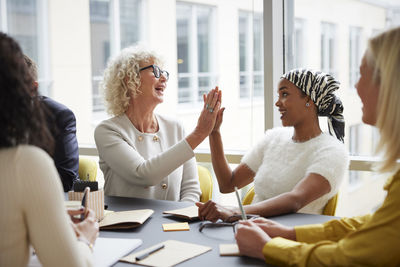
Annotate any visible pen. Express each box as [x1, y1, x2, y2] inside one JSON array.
[[135, 243, 165, 261], [234, 187, 247, 220], [80, 187, 90, 221]]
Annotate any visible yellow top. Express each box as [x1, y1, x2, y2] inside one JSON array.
[[263, 170, 400, 267]]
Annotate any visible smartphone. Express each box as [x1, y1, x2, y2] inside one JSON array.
[[80, 187, 90, 221]]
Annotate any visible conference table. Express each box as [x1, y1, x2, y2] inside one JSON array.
[[100, 196, 337, 267]]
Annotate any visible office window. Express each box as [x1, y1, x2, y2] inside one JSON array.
[[0, 0, 51, 95], [321, 22, 337, 77], [90, 0, 143, 112], [285, 17, 306, 71], [349, 26, 362, 89], [348, 124, 361, 187], [239, 11, 264, 99], [176, 3, 217, 104]]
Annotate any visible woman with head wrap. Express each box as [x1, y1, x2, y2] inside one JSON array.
[[235, 26, 400, 267], [196, 68, 348, 222]]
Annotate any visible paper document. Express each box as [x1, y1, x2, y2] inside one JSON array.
[[219, 243, 241, 256], [28, 237, 142, 267], [93, 237, 142, 267], [121, 240, 211, 267], [162, 222, 190, 231]]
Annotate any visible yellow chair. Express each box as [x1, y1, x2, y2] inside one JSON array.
[[78, 157, 98, 182], [322, 193, 338, 216], [197, 165, 213, 203], [242, 185, 255, 205], [242, 185, 338, 216]]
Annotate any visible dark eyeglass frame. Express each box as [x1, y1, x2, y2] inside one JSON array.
[[198, 214, 259, 234], [139, 64, 169, 80]]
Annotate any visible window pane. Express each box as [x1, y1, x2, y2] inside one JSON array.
[[197, 7, 211, 73], [120, 0, 141, 49], [90, 0, 111, 112], [6, 0, 50, 95], [238, 10, 264, 100]]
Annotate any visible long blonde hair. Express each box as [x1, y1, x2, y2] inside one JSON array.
[[366, 27, 400, 172]]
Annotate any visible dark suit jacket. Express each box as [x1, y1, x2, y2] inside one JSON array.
[[41, 96, 79, 191]]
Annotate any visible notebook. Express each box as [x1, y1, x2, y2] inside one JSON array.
[[163, 206, 199, 221], [99, 209, 154, 230]]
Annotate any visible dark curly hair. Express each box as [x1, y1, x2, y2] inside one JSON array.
[[0, 32, 54, 154]]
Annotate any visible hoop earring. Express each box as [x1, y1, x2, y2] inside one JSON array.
[[305, 103, 310, 107]]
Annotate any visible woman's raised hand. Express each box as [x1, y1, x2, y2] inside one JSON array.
[[186, 87, 222, 149], [196, 86, 222, 136]]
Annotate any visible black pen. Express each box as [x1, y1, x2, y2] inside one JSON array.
[[135, 243, 165, 261]]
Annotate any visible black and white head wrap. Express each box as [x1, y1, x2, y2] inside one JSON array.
[[281, 69, 345, 142]]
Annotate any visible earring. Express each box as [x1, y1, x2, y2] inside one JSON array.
[[305, 103, 310, 107]]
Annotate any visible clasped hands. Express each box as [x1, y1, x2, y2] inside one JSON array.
[[196, 200, 296, 260]]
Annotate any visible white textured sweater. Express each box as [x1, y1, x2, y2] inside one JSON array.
[[242, 127, 349, 214], [0, 145, 92, 267], [94, 113, 201, 202]]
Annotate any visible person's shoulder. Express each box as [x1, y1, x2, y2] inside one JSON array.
[[96, 114, 126, 128], [319, 133, 346, 148], [40, 96, 71, 113], [94, 114, 130, 137], [15, 145, 53, 165], [316, 133, 348, 157], [156, 113, 183, 128]]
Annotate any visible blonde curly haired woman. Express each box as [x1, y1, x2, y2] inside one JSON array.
[[235, 26, 400, 266], [95, 46, 221, 202]]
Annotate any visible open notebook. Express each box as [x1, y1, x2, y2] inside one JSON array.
[[163, 206, 199, 221], [29, 237, 142, 267], [100, 209, 154, 230]]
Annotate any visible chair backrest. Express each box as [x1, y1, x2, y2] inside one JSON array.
[[78, 157, 98, 182], [242, 185, 255, 205], [322, 193, 338, 216], [242, 185, 338, 216], [197, 165, 213, 203]]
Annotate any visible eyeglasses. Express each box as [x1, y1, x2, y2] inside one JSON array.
[[199, 221, 238, 233], [139, 64, 169, 81], [198, 214, 259, 234]]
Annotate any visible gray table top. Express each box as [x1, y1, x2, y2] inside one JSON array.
[[99, 196, 337, 267]]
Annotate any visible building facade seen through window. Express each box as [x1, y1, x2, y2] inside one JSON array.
[[239, 11, 264, 99], [176, 2, 217, 105], [0, 0, 51, 95], [89, 0, 143, 112]]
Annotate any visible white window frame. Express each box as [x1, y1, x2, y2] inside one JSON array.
[[0, 0, 51, 96], [90, 0, 145, 113], [349, 26, 362, 89], [176, 2, 217, 106], [321, 22, 337, 77], [239, 10, 264, 100]]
